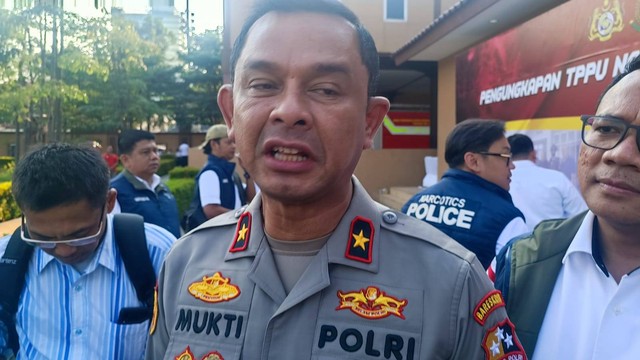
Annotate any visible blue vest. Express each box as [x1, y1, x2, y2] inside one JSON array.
[[111, 170, 181, 237], [185, 155, 247, 229], [401, 168, 524, 268]]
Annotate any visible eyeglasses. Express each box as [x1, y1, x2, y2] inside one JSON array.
[[478, 151, 512, 166], [581, 115, 640, 152], [21, 207, 106, 249]]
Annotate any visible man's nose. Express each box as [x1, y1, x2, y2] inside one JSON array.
[[603, 127, 640, 164], [271, 89, 312, 128], [53, 243, 77, 257]]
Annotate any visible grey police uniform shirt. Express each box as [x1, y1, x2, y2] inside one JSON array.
[[146, 177, 524, 360]]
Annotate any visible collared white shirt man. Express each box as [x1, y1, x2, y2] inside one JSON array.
[[508, 134, 587, 231], [533, 211, 640, 359]]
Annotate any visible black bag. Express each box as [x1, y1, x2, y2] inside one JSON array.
[[182, 206, 207, 232], [0, 213, 155, 355]]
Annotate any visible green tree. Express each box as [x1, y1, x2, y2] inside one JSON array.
[[70, 15, 176, 132], [0, 6, 223, 144], [0, 6, 87, 156], [171, 28, 224, 132]]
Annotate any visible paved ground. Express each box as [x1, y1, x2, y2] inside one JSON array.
[[0, 217, 20, 237]]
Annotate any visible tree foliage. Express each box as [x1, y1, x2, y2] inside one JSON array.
[[0, 6, 224, 153]]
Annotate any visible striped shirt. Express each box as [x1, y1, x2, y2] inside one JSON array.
[[0, 214, 176, 360]]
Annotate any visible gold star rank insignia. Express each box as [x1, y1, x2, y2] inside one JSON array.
[[345, 216, 374, 263], [230, 212, 251, 253], [352, 230, 369, 250]]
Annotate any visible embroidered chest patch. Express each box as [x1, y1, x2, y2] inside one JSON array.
[[188, 272, 240, 303], [336, 286, 407, 320]]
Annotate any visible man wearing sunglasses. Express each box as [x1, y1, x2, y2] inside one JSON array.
[[494, 56, 640, 358], [0, 143, 176, 359], [402, 119, 528, 269]]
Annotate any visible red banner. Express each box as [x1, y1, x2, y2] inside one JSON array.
[[456, 0, 640, 121]]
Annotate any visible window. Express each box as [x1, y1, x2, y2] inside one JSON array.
[[385, 0, 406, 21]]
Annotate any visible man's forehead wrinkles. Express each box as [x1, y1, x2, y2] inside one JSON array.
[[241, 59, 352, 76]]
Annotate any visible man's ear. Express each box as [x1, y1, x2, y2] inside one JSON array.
[[106, 188, 117, 213], [463, 152, 482, 173], [218, 84, 235, 141], [363, 96, 390, 149], [118, 154, 129, 168]]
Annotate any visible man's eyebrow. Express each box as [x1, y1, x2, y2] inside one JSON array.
[[243, 60, 279, 73], [242, 60, 350, 76], [314, 63, 350, 76]]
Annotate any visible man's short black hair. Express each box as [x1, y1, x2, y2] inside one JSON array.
[[12, 143, 109, 212], [445, 119, 506, 168], [229, 0, 380, 97], [202, 141, 213, 155], [118, 130, 155, 155], [596, 55, 640, 110], [508, 134, 534, 158]]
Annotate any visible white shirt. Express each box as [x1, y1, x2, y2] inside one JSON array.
[[0, 215, 176, 359], [510, 160, 587, 231], [199, 170, 241, 210], [533, 211, 640, 359], [496, 216, 529, 255], [176, 143, 189, 157]]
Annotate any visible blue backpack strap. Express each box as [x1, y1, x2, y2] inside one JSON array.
[[113, 213, 156, 324], [494, 240, 514, 303], [0, 226, 34, 354]]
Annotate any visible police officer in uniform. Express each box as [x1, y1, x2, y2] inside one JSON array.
[[146, 1, 526, 359]]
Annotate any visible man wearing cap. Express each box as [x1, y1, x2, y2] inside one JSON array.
[[183, 124, 256, 231]]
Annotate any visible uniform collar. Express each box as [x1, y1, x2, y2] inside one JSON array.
[[444, 168, 514, 202], [224, 176, 381, 274], [562, 210, 608, 276], [512, 159, 536, 168], [207, 154, 236, 174], [122, 169, 161, 191]]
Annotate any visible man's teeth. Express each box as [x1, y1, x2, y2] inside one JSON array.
[[273, 146, 307, 162]]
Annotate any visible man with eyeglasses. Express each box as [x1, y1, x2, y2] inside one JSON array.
[[0, 143, 176, 359], [494, 55, 640, 358], [402, 119, 528, 269], [111, 129, 181, 237]]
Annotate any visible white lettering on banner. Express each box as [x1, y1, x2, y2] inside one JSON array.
[[477, 49, 640, 106], [406, 203, 475, 229], [565, 58, 608, 87], [613, 50, 640, 77], [479, 71, 562, 105]]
